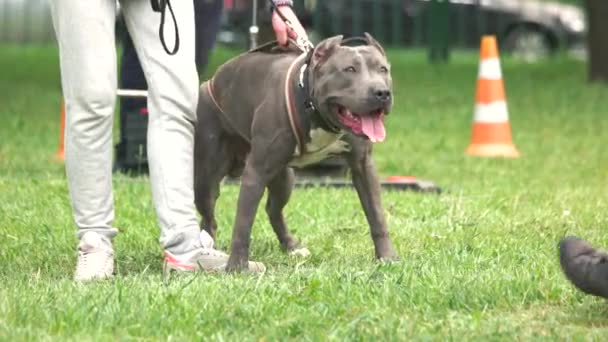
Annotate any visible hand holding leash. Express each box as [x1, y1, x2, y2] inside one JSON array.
[[269, 1, 313, 52]]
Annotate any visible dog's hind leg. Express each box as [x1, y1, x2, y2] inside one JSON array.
[[194, 149, 231, 241], [194, 89, 232, 241], [265, 167, 309, 256]]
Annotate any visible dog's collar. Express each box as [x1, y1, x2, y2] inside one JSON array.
[[296, 50, 341, 134], [297, 56, 312, 109]]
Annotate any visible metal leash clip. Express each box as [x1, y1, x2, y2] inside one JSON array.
[[295, 34, 314, 53], [284, 20, 314, 53]]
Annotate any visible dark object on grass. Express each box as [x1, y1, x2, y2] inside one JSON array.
[[559, 236, 608, 299], [291, 176, 441, 193], [224, 176, 441, 194]]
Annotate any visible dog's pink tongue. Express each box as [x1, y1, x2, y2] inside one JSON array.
[[361, 114, 386, 143]]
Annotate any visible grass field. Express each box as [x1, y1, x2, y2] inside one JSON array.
[[1, 44, 608, 340]]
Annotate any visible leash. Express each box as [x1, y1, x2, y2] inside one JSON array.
[[150, 0, 180, 55], [150, 0, 312, 56], [265, 1, 340, 133]]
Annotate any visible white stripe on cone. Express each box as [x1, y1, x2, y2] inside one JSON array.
[[478, 58, 502, 80], [474, 101, 509, 123]]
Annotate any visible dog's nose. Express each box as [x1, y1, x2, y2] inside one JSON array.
[[373, 89, 391, 103]]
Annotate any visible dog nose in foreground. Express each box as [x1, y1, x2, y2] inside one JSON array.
[[372, 88, 391, 103]]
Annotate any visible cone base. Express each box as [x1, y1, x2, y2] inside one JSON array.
[[466, 143, 519, 158]]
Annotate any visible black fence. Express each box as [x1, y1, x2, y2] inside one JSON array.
[[222, 0, 585, 58]]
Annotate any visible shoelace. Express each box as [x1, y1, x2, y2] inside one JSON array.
[[76, 250, 113, 277]]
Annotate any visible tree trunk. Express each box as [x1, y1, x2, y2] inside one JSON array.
[[585, 0, 608, 82]]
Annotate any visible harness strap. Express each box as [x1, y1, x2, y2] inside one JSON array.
[[205, 54, 307, 154], [285, 53, 308, 156], [205, 78, 250, 143], [206, 78, 225, 115]]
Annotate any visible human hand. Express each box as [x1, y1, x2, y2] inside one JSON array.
[[271, 5, 308, 46]]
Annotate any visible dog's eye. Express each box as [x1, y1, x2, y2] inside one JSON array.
[[343, 66, 356, 73], [380, 66, 389, 73]]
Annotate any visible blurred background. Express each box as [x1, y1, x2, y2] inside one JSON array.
[[0, 0, 606, 176], [0, 0, 592, 61], [218, 0, 588, 62]]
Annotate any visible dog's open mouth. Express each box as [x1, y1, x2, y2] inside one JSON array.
[[336, 106, 386, 143]]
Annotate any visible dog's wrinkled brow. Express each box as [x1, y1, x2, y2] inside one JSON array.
[[354, 47, 387, 65]]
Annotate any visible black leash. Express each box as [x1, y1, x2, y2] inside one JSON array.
[[150, 0, 310, 56], [151, 0, 180, 55]]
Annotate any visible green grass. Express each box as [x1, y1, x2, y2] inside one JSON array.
[[1, 44, 608, 340]]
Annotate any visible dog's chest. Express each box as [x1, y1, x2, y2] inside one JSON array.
[[288, 128, 350, 168]]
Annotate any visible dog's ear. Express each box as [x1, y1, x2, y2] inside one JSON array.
[[363, 32, 386, 56], [312, 35, 343, 66]]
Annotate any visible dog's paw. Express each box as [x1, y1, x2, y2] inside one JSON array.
[[225, 256, 267, 274], [379, 255, 400, 263], [288, 247, 311, 258], [377, 251, 400, 263], [225, 255, 248, 273]]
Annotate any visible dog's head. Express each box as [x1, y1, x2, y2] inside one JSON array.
[[309, 33, 393, 143]]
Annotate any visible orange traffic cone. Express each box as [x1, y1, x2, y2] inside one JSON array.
[[466, 35, 519, 158], [56, 100, 65, 161]]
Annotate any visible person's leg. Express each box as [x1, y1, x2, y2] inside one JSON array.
[[119, 0, 265, 273], [114, 0, 222, 174], [119, 0, 210, 254], [50, 0, 118, 280], [119, 0, 265, 272]]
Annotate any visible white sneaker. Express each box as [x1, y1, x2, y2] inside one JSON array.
[[74, 232, 114, 282]]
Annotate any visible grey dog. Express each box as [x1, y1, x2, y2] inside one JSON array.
[[194, 33, 398, 272]]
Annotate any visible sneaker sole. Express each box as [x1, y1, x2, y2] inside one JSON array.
[[163, 251, 266, 276]]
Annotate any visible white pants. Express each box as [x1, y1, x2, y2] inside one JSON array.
[[51, 0, 214, 253]]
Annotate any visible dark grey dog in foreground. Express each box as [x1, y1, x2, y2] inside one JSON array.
[[194, 34, 398, 272]]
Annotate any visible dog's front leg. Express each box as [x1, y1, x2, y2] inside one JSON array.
[[225, 129, 295, 272], [225, 161, 268, 272], [345, 137, 399, 261]]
